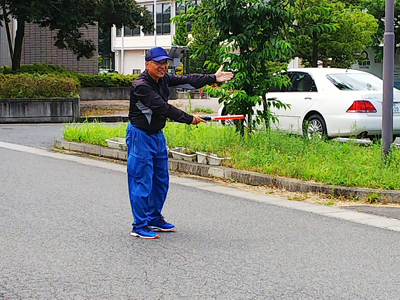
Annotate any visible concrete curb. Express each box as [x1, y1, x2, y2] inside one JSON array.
[[54, 138, 400, 203]]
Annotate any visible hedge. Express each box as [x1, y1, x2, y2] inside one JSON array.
[[0, 73, 78, 98]]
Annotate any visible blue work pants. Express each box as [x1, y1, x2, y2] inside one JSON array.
[[126, 123, 169, 230]]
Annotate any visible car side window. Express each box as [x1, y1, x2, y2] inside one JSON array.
[[288, 73, 317, 92], [269, 72, 289, 92]]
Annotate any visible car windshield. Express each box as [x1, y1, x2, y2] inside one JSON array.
[[326, 73, 383, 91]]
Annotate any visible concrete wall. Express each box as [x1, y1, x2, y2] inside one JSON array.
[[0, 98, 80, 123], [79, 87, 130, 100], [79, 86, 182, 100]]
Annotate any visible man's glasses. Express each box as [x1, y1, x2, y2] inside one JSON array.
[[152, 60, 170, 66]]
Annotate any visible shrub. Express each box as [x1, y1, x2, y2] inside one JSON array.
[[0, 63, 78, 77], [17, 63, 71, 74], [0, 63, 139, 92], [76, 72, 139, 87], [0, 65, 13, 74], [0, 63, 81, 89], [0, 73, 78, 98]]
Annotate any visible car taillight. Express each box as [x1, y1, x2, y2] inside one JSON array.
[[346, 101, 377, 113]]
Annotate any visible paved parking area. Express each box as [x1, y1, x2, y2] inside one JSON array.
[[80, 97, 221, 116]]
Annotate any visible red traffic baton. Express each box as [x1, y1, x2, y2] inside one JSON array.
[[201, 115, 245, 121]]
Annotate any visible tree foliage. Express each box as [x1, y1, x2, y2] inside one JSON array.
[[187, 11, 220, 74], [183, 0, 294, 132], [173, 3, 219, 74], [361, 0, 400, 60], [0, 0, 154, 71], [172, 14, 189, 47], [289, 0, 378, 68]]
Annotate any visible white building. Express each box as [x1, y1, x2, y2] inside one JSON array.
[[351, 48, 400, 89], [111, 0, 183, 75]]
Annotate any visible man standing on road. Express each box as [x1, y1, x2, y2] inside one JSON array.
[[127, 47, 234, 239]]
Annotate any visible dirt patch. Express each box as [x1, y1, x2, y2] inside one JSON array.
[[79, 99, 218, 117], [80, 106, 129, 117], [80, 100, 129, 117]]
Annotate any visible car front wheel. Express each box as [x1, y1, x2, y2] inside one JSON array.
[[303, 114, 327, 139]]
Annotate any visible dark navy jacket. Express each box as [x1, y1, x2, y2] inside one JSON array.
[[129, 70, 216, 133]]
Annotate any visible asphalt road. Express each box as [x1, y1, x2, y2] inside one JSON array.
[[2, 124, 400, 299], [2, 123, 400, 220], [0, 123, 65, 150]]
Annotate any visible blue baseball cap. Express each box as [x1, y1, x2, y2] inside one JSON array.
[[145, 47, 173, 62]]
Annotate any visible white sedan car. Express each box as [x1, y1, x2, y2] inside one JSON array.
[[220, 68, 400, 140]]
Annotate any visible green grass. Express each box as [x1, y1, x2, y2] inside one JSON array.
[[63, 121, 400, 190], [193, 107, 214, 114], [63, 120, 127, 147]]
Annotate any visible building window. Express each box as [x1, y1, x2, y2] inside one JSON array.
[[116, 26, 140, 37], [125, 27, 132, 36], [156, 3, 171, 35], [129, 27, 141, 36], [145, 4, 154, 36], [133, 69, 141, 74], [116, 2, 172, 37]]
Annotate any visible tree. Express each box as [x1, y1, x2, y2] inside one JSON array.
[[171, 11, 190, 75], [0, 0, 154, 71], [361, 0, 400, 60], [173, 3, 218, 74], [187, 12, 220, 74], [290, 0, 378, 68], [182, 0, 294, 132], [173, 15, 189, 47]]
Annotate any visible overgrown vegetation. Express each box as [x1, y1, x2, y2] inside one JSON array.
[[180, 0, 294, 133], [62, 121, 400, 190], [0, 63, 137, 98], [0, 64, 80, 83], [0, 73, 78, 98], [63, 121, 127, 146], [193, 108, 214, 114], [289, 0, 378, 68], [361, 0, 400, 61], [77, 73, 139, 87]]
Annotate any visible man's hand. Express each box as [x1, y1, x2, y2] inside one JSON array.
[[215, 65, 234, 82], [191, 115, 207, 125]]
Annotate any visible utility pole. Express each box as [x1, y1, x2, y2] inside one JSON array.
[[382, 0, 395, 156]]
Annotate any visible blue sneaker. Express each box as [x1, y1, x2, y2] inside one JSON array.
[[130, 226, 160, 239], [148, 217, 175, 232]]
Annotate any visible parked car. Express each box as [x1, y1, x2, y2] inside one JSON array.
[[99, 69, 118, 74], [219, 68, 400, 140]]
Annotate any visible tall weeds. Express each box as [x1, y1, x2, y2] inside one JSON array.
[[63, 121, 400, 190]]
